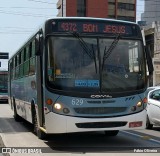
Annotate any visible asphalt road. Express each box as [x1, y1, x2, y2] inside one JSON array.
[[0, 103, 160, 156]]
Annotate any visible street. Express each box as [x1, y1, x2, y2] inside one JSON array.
[[0, 103, 160, 156]]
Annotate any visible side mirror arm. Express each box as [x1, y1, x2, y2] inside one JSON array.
[[35, 30, 43, 56], [145, 46, 154, 75]]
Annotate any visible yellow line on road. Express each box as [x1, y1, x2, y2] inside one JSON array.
[[141, 136, 151, 140]]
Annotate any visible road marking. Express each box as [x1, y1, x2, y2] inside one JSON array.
[[122, 130, 160, 144], [141, 136, 151, 140]]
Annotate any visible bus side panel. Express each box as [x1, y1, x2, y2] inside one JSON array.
[[11, 75, 36, 123]]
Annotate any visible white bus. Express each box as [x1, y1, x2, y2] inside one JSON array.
[[8, 17, 153, 139]]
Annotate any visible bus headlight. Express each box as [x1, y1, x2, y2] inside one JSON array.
[[131, 100, 144, 112], [131, 106, 136, 111], [54, 103, 62, 110], [53, 103, 70, 114], [63, 108, 70, 114], [136, 101, 142, 107]]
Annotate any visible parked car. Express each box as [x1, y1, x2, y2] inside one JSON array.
[[146, 88, 160, 129], [146, 86, 160, 96]]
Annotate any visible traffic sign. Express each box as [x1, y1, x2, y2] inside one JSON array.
[[0, 52, 9, 59]]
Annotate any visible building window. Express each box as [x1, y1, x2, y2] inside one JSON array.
[[108, 15, 115, 19], [117, 16, 135, 22], [77, 0, 86, 17], [108, 0, 115, 2], [118, 3, 135, 11]]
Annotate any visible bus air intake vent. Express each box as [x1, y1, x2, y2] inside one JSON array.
[[87, 101, 101, 104], [76, 122, 127, 128], [87, 100, 115, 104], [125, 96, 135, 101], [74, 107, 127, 114]]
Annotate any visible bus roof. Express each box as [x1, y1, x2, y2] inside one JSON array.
[[46, 17, 137, 25]]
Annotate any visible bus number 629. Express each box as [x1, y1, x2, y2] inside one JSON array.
[[71, 99, 83, 105]]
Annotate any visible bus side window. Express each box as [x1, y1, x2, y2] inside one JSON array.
[[24, 46, 30, 76], [13, 57, 16, 80], [19, 51, 24, 77], [10, 60, 14, 80], [29, 41, 36, 75], [15, 54, 19, 79]]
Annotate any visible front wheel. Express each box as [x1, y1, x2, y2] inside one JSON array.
[[146, 115, 153, 129], [32, 107, 46, 139], [13, 99, 22, 122], [104, 130, 119, 136]]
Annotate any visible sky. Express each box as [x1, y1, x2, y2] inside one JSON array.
[[0, 0, 144, 70]]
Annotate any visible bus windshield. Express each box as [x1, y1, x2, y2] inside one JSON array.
[[47, 36, 146, 93]]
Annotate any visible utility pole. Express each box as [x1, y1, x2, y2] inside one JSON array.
[[62, 0, 63, 17]]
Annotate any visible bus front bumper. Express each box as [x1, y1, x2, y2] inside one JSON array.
[[45, 110, 146, 134]]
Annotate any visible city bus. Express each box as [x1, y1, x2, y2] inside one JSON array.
[[8, 17, 153, 139], [0, 70, 8, 103]]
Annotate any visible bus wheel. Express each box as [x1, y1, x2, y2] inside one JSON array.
[[104, 130, 119, 136], [13, 100, 22, 122], [32, 108, 46, 139], [146, 115, 153, 129]]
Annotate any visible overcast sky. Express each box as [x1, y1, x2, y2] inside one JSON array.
[[0, 0, 144, 69]]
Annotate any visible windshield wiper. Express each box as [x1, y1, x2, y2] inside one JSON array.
[[102, 34, 121, 70], [70, 31, 98, 73]]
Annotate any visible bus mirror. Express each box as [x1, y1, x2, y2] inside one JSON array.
[[35, 32, 43, 56], [145, 46, 154, 75], [35, 38, 40, 55]]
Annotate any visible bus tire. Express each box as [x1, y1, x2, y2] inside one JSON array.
[[32, 105, 46, 140], [146, 115, 153, 129], [104, 130, 119, 136], [13, 99, 22, 122]]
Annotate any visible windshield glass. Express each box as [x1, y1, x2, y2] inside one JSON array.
[[47, 36, 99, 92], [100, 39, 146, 92], [47, 36, 146, 93]]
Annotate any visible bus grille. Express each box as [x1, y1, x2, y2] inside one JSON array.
[[76, 122, 127, 128], [74, 107, 127, 115]]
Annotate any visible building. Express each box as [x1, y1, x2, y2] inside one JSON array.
[[141, 1, 160, 26], [141, 1, 160, 86], [57, 0, 136, 22], [144, 21, 160, 86]]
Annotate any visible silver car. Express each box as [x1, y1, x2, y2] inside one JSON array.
[[146, 87, 160, 129]]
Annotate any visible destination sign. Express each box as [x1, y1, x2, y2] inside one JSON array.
[[55, 21, 134, 35]]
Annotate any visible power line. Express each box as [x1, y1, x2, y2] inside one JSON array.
[[0, 31, 32, 34], [0, 6, 56, 10], [0, 26, 34, 30], [0, 10, 56, 17], [26, 0, 57, 4], [0, 6, 146, 10]]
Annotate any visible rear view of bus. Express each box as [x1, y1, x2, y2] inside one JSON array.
[[8, 17, 153, 139]]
